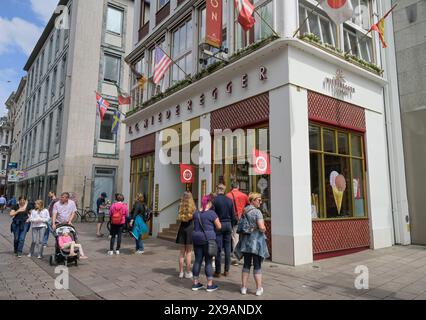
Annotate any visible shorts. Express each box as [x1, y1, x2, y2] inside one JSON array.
[[98, 213, 105, 223]]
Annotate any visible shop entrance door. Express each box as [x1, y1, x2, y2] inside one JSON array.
[[92, 168, 116, 212]]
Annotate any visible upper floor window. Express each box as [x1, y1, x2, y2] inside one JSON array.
[[235, 0, 273, 51], [158, 0, 169, 10], [343, 25, 373, 63], [131, 57, 146, 110], [61, 55, 67, 88], [106, 6, 124, 35], [103, 54, 121, 83], [44, 77, 50, 106], [171, 19, 192, 84], [140, 0, 150, 26], [48, 35, 54, 64], [99, 111, 115, 141], [299, 3, 337, 47], [40, 50, 45, 77], [350, 0, 371, 30], [148, 40, 167, 97], [52, 67, 57, 98], [55, 30, 60, 54]]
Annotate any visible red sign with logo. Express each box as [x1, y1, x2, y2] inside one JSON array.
[[180, 164, 195, 183], [206, 0, 222, 48], [252, 149, 271, 175]]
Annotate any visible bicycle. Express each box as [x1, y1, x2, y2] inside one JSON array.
[[73, 207, 97, 223]]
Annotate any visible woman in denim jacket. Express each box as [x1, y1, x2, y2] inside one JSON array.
[[235, 192, 269, 296]]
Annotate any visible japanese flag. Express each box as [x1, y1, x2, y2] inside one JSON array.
[[321, 0, 354, 25]]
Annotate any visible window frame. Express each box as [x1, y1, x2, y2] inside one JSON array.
[[106, 5, 124, 36], [98, 109, 116, 142], [103, 53, 121, 84], [171, 17, 193, 85], [157, 0, 170, 11]]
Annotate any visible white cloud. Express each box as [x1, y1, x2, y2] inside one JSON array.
[[31, 0, 59, 23], [0, 17, 42, 56]]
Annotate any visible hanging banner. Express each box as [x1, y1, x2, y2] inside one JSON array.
[[180, 164, 195, 184], [206, 0, 223, 48], [252, 149, 271, 175]]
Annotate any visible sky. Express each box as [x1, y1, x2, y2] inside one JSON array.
[[0, 0, 59, 117]]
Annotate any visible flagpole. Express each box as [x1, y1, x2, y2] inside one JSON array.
[[292, 0, 323, 37], [154, 43, 191, 80], [252, 8, 280, 38]]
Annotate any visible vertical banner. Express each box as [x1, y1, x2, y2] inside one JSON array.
[[206, 0, 223, 48], [180, 164, 195, 184]]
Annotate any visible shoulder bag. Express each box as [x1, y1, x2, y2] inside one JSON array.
[[198, 212, 217, 257]]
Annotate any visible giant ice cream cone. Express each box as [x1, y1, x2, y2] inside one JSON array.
[[332, 186, 344, 214]]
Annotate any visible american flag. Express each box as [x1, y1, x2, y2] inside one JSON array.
[[153, 46, 172, 85]]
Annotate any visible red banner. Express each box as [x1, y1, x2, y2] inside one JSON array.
[[206, 0, 222, 48], [180, 164, 195, 184], [252, 149, 271, 175]]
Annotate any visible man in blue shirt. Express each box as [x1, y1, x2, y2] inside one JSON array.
[[0, 195, 6, 213]]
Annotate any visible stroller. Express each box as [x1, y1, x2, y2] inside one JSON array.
[[49, 224, 80, 267]]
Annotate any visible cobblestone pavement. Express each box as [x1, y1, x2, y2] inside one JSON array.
[[1, 212, 426, 300]]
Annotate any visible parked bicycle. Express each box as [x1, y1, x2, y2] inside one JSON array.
[[73, 207, 97, 223]]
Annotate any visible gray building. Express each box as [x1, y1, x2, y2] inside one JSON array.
[[393, 0, 426, 245], [19, 0, 134, 209]]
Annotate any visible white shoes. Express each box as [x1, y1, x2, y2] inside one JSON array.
[[107, 251, 114, 256], [185, 271, 193, 279], [240, 287, 247, 295], [27, 253, 32, 258], [255, 287, 264, 296], [179, 272, 184, 279], [115, 250, 120, 255], [135, 250, 144, 254]]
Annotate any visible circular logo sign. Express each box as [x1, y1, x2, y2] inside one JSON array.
[[328, 0, 347, 9], [255, 156, 268, 172], [183, 169, 193, 182]]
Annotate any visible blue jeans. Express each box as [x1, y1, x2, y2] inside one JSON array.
[[12, 220, 30, 254], [192, 243, 214, 280], [135, 237, 144, 251], [215, 221, 232, 274], [42, 221, 52, 246]]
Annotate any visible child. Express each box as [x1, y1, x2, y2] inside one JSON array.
[[28, 200, 50, 259], [58, 228, 88, 259], [130, 208, 148, 254]]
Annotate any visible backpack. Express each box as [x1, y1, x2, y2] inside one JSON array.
[[111, 204, 123, 225], [237, 210, 255, 235]]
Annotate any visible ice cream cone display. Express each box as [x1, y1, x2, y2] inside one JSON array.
[[330, 171, 347, 215]]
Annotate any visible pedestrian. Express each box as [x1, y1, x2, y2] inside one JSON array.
[[96, 192, 108, 237], [28, 200, 49, 259], [212, 184, 236, 277], [0, 194, 6, 213], [58, 228, 88, 259], [7, 196, 17, 208], [43, 191, 58, 247], [176, 191, 195, 279], [226, 182, 249, 266], [235, 192, 269, 296], [51, 192, 77, 229], [107, 193, 128, 255], [9, 196, 31, 257], [129, 193, 147, 254], [191, 194, 221, 292]]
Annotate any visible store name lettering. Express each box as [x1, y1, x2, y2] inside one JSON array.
[[128, 67, 268, 134], [323, 69, 355, 99]]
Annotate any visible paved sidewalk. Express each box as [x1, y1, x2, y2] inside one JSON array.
[[1, 213, 426, 300]]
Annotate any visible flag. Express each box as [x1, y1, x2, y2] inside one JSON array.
[[368, 4, 396, 48], [180, 164, 195, 184], [111, 109, 122, 134], [130, 65, 148, 89], [321, 0, 354, 25], [153, 46, 173, 85], [252, 149, 270, 175], [115, 84, 131, 107], [96, 92, 110, 122], [235, 0, 256, 31]]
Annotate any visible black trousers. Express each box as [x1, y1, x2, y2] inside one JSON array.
[[110, 224, 124, 251]]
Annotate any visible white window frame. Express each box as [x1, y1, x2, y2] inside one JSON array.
[[171, 18, 192, 85], [103, 53, 121, 84], [106, 5, 124, 35]]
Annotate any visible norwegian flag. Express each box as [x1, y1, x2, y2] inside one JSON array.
[[235, 0, 256, 31], [96, 92, 110, 122], [153, 46, 172, 85], [321, 0, 354, 25]]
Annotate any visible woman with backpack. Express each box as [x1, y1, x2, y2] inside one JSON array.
[[129, 193, 148, 254], [176, 191, 196, 279], [234, 192, 269, 296], [107, 194, 128, 256]]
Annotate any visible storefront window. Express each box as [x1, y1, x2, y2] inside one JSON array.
[[309, 124, 367, 219], [213, 126, 271, 218], [130, 154, 155, 208]]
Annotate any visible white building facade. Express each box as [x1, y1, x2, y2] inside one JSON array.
[[123, 0, 409, 265], [19, 0, 134, 209]]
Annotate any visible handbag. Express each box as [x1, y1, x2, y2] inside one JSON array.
[[198, 212, 217, 257]]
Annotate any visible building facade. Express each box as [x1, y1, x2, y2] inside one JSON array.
[[19, 0, 134, 209], [393, 0, 426, 245], [0, 117, 12, 195], [123, 0, 409, 265]]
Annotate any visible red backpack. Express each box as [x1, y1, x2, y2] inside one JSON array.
[[111, 204, 122, 225]]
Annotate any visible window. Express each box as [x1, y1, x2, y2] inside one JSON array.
[[140, 0, 150, 26], [40, 120, 45, 157], [299, 2, 337, 46], [32, 128, 37, 161], [55, 30, 60, 54], [148, 40, 167, 97], [130, 57, 146, 110], [99, 112, 114, 141], [235, 0, 273, 51], [350, 0, 371, 30], [106, 6, 123, 35], [44, 77, 50, 106], [103, 54, 121, 83], [1, 159, 5, 171], [52, 67, 57, 98], [309, 124, 367, 219], [61, 55, 67, 88], [48, 35, 54, 64], [40, 50, 45, 77], [130, 154, 155, 210], [171, 19, 192, 84], [56, 107, 62, 144], [199, 3, 228, 69], [158, 0, 169, 10], [344, 25, 373, 62], [36, 89, 41, 117]]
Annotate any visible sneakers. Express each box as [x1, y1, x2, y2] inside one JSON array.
[[107, 251, 114, 256], [185, 271, 193, 279], [37, 255, 42, 259], [135, 250, 144, 254], [179, 272, 184, 279], [192, 283, 204, 291], [232, 260, 239, 266], [27, 253, 32, 258], [206, 284, 219, 292], [115, 250, 120, 255], [17, 254, 22, 258], [240, 287, 247, 295], [255, 287, 264, 296]]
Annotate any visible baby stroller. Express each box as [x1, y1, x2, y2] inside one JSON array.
[[49, 224, 80, 267]]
